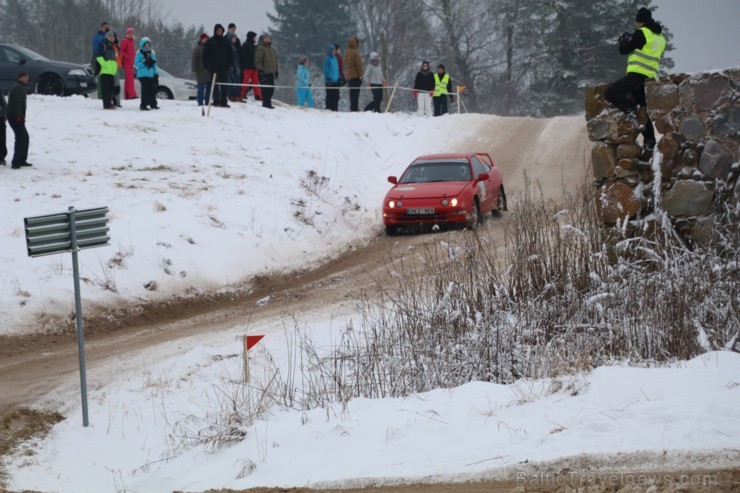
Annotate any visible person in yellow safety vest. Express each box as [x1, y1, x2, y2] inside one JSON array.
[[433, 64, 454, 117], [605, 7, 666, 152], [96, 31, 120, 110]]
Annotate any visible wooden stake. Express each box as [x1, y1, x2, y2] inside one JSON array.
[[206, 72, 217, 117], [385, 81, 399, 113]]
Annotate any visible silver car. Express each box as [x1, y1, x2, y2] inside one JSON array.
[[122, 68, 197, 101]]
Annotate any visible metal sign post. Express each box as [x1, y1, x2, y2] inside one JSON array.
[[24, 206, 110, 427]]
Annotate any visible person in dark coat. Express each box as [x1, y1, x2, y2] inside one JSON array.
[[255, 34, 278, 109], [413, 61, 434, 117], [203, 23, 233, 108], [226, 32, 243, 102], [0, 89, 7, 165], [91, 21, 110, 97], [192, 33, 210, 106], [239, 31, 262, 101], [7, 71, 31, 169]]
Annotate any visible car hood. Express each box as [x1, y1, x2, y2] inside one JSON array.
[[388, 182, 468, 199], [29, 59, 89, 72]]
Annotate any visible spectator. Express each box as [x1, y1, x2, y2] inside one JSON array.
[[334, 43, 345, 107], [240, 31, 262, 101], [91, 21, 110, 98], [112, 32, 123, 107], [120, 26, 137, 99], [364, 51, 385, 112], [7, 71, 31, 169], [255, 33, 278, 109], [203, 24, 232, 108], [433, 64, 452, 116], [192, 33, 211, 106], [324, 45, 340, 111], [226, 32, 244, 102], [227, 23, 242, 51], [134, 37, 159, 110], [343, 36, 364, 111], [96, 31, 119, 109], [296, 57, 313, 108], [413, 61, 434, 117], [605, 7, 666, 151], [0, 89, 6, 165]]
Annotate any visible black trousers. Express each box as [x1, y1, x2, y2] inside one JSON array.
[[261, 74, 275, 107], [364, 84, 383, 112], [348, 77, 362, 111], [139, 77, 158, 109], [0, 119, 6, 162], [433, 95, 448, 116], [8, 117, 29, 166], [212, 70, 229, 105], [605, 72, 656, 144], [100, 74, 114, 108], [325, 83, 339, 111]]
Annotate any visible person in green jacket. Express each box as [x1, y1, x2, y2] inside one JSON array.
[[7, 70, 31, 168], [96, 31, 119, 109]]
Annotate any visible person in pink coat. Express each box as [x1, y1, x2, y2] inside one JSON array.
[[120, 26, 137, 99]]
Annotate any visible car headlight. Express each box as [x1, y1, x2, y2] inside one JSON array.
[[185, 82, 197, 89], [68, 69, 87, 76], [388, 201, 395, 209], [451, 198, 459, 207]]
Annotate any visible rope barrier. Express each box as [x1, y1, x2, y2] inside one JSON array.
[[212, 81, 460, 97]]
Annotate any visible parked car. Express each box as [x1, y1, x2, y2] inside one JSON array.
[[121, 68, 197, 101], [0, 43, 95, 96], [382, 153, 506, 235]]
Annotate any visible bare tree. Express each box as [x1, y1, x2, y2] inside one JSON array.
[[421, 0, 500, 112], [350, 0, 433, 111]]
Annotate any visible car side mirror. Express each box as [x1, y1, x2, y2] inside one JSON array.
[[477, 173, 489, 181], [388, 176, 398, 185]]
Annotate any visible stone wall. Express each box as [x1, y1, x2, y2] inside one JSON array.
[[585, 68, 739, 248]]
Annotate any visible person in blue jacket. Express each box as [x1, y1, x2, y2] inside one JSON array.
[[296, 57, 313, 108], [134, 37, 159, 110], [324, 45, 339, 111]]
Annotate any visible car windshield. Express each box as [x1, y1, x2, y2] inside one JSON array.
[[10, 45, 49, 62], [399, 161, 472, 184]]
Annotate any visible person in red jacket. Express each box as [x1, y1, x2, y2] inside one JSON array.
[[120, 26, 137, 99]]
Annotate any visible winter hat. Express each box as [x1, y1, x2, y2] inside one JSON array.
[[437, 64, 446, 70], [635, 7, 652, 23], [228, 23, 236, 29], [106, 31, 116, 39], [126, 25, 134, 34], [370, 51, 380, 59], [247, 31, 257, 41], [17, 70, 28, 79], [199, 32, 209, 41]]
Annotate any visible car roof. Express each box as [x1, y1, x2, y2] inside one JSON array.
[[413, 153, 485, 161]]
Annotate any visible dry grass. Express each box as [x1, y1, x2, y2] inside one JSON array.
[[0, 408, 64, 487]]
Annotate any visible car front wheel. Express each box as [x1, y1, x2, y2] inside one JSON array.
[[155, 87, 173, 100], [37, 74, 64, 96], [466, 201, 479, 230]]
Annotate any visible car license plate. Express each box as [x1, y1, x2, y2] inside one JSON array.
[[407, 207, 435, 215], [80, 82, 87, 87]]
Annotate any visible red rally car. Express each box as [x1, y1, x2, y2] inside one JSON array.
[[382, 153, 506, 235]]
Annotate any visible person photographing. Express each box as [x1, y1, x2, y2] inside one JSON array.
[[605, 7, 666, 152]]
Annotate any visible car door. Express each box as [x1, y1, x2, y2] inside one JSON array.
[[469, 155, 495, 212], [0, 46, 16, 93]]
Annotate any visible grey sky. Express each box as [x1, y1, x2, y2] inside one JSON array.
[[157, 0, 740, 74]]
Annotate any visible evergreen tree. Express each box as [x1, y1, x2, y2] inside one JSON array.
[[268, 0, 356, 72]]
